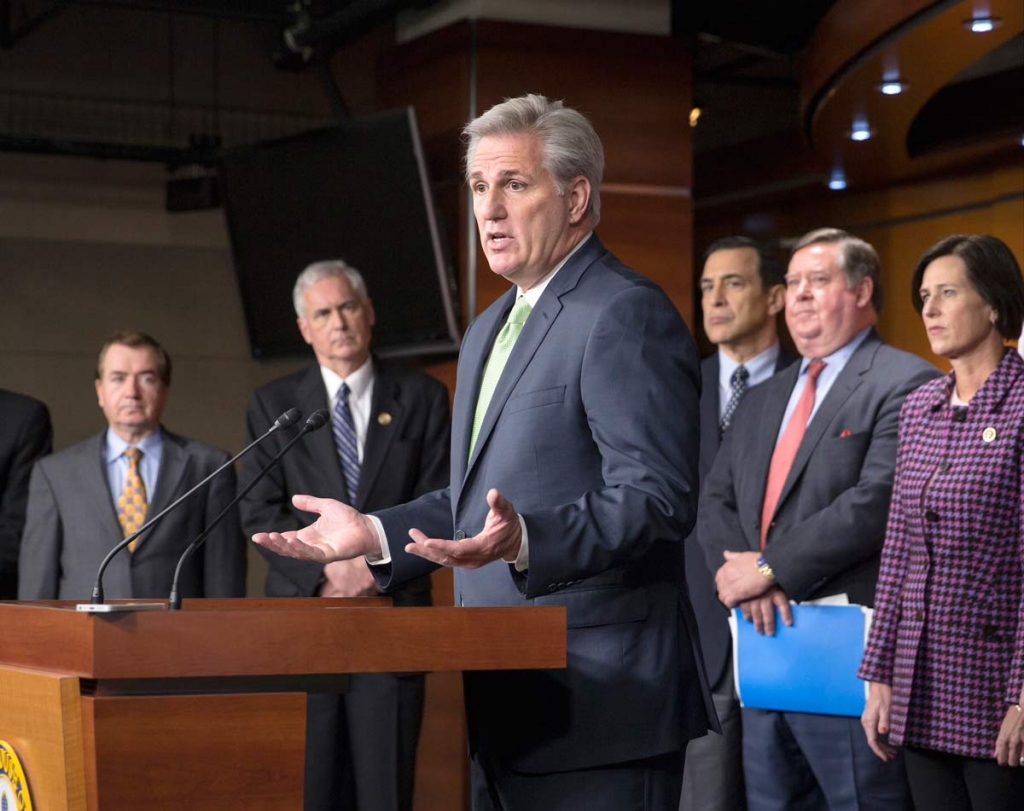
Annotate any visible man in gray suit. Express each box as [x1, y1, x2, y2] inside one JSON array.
[[681, 236, 794, 811], [254, 94, 716, 810], [19, 330, 245, 600], [699, 229, 938, 811]]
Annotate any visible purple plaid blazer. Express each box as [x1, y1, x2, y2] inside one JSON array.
[[859, 349, 1024, 758]]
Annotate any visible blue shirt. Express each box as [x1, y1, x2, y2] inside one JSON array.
[[776, 328, 872, 443], [104, 429, 163, 504]]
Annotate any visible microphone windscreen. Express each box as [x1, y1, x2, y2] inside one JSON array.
[[306, 409, 330, 431], [275, 408, 302, 429]]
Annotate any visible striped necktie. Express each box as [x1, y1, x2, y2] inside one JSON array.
[[118, 447, 148, 551], [469, 296, 532, 459], [333, 382, 360, 504]]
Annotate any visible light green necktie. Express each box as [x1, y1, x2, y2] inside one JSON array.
[[469, 296, 533, 459]]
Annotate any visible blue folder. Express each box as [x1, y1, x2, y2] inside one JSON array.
[[730, 603, 872, 717]]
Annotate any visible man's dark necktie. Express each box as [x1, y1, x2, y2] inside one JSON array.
[[333, 382, 360, 504], [719, 364, 750, 437]]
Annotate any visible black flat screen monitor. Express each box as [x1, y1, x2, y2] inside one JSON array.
[[220, 107, 460, 359]]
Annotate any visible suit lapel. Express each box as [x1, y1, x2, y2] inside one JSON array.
[[466, 292, 561, 475], [85, 433, 123, 536], [453, 287, 516, 489], [700, 354, 721, 470], [147, 430, 190, 516], [464, 236, 603, 480], [357, 364, 402, 511], [297, 366, 349, 502], [776, 333, 878, 512]]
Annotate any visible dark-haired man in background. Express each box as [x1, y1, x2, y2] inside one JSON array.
[[0, 388, 52, 598], [18, 330, 245, 600], [680, 236, 794, 811], [239, 260, 450, 811]]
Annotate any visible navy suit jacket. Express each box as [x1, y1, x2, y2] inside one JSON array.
[[698, 330, 939, 606], [0, 389, 52, 597], [372, 235, 716, 774], [239, 360, 450, 606], [686, 349, 796, 686], [18, 428, 246, 600]]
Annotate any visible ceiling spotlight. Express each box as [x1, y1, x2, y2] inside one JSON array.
[[963, 16, 1001, 33], [689, 106, 702, 128], [850, 123, 874, 142], [828, 170, 847, 191], [877, 80, 908, 95]]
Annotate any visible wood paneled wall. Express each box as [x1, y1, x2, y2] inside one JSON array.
[[694, 159, 1024, 365]]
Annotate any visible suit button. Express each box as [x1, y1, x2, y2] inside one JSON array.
[[454, 530, 466, 541], [925, 509, 939, 523], [914, 610, 924, 621], [982, 624, 998, 640]]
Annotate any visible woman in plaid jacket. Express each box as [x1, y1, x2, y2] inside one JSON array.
[[858, 234, 1024, 810]]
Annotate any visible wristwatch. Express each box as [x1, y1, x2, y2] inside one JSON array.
[[756, 554, 776, 583]]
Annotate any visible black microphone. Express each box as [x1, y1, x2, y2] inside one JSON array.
[[88, 408, 302, 605], [167, 409, 329, 610]]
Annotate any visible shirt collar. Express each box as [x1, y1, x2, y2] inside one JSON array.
[[516, 232, 593, 308], [718, 342, 781, 390], [104, 427, 162, 463], [320, 357, 375, 403], [799, 326, 871, 374]]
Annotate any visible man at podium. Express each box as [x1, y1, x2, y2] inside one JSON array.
[[254, 95, 716, 811]]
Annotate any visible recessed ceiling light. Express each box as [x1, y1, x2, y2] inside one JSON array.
[[850, 123, 874, 142], [877, 80, 908, 95], [828, 170, 847, 191], [689, 107, 702, 128], [963, 16, 1001, 33]]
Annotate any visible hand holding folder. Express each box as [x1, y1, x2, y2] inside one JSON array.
[[729, 602, 873, 717]]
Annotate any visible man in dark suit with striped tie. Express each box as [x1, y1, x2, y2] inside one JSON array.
[[238, 260, 450, 811], [680, 236, 795, 811]]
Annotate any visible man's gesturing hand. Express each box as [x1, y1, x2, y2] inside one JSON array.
[[252, 494, 381, 562], [406, 488, 523, 569]]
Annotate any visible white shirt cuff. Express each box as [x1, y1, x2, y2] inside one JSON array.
[[504, 514, 529, 572], [365, 515, 390, 566]]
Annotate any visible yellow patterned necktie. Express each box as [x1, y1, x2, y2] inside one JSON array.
[[469, 296, 532, 459], [117, 447, 149, 551]]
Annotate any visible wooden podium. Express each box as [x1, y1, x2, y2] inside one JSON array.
[[0, 598, 566, 810]]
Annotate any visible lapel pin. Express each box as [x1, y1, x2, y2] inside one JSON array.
[[982, 427, 996, 443], [377, 412, 392, 426]]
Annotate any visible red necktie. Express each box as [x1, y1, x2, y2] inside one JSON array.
[[760, 359, 826, 549]]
